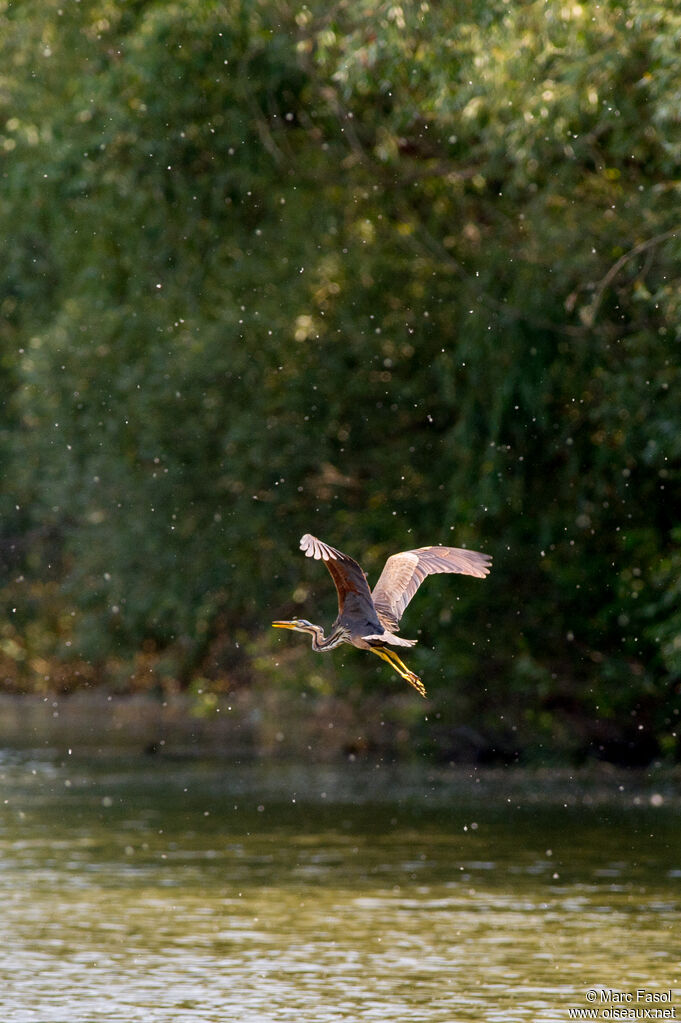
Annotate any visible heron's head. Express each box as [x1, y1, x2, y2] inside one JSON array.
[[271, 618, 316, 634]]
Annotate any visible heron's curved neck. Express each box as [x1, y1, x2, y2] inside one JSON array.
[[308, 624, 347, 652]]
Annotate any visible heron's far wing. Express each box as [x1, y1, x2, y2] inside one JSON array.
[[371, 545, 492, 632], [299, 534, 377, 622]]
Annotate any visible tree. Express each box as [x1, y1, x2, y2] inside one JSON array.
[[1, 0, 679, 762]]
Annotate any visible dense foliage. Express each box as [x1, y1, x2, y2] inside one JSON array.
[[1, 0, 680, 762]]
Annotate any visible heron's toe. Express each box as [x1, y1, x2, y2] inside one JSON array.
[[407, 673, 427, 698]]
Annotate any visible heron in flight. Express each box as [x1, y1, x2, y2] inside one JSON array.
[[272, 534, 491, 697]]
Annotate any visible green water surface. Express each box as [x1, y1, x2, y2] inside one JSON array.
[[1, 754, 679, 1022]]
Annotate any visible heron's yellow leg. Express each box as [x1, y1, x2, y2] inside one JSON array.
[[370, 648, 427, 698], [385, 650, 427, 698], [380, 648, 414, 680]]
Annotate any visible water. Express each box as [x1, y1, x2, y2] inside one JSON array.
[[1, 752, 679, 1022]]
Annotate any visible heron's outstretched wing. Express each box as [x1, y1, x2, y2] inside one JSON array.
[[371, 545, 492, 632], [299, 534, 379, 626]]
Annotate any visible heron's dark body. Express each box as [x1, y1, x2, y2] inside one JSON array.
[[272, 533, 491, 697]]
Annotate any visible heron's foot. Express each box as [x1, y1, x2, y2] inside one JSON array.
[[404, 671, 427, 699], [371, 646, 427, 698]]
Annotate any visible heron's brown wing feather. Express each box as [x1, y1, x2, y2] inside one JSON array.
[[371, 546, 492, 632], [299, 534, 378, 624]]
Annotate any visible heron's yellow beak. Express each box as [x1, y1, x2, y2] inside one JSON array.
[[272, 620, 296, 629]]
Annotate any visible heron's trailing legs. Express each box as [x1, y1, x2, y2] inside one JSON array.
[[371, 647, 427, 698]]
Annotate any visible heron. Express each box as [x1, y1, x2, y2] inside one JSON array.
[[272, 534, 491, 697]]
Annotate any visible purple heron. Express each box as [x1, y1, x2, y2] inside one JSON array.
[[272, 534, 491, 697]]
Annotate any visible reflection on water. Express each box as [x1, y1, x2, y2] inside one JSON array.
[[0, 753, 679, 1022]]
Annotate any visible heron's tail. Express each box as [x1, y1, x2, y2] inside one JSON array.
[[363, 633, 417, 648]]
